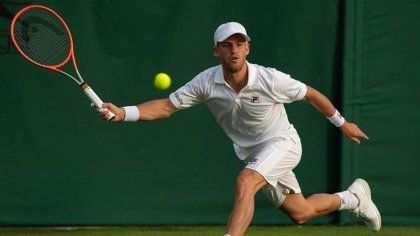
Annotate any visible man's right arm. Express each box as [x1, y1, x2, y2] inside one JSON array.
[[100, 98, 179, 122]]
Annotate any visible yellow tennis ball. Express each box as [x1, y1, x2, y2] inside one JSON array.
[[154, 73, 171, 90]]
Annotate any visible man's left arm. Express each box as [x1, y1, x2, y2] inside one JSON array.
[[303, 85, 369, 144]]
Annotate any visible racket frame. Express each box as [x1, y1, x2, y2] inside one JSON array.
[[10, 5, 115, 120]]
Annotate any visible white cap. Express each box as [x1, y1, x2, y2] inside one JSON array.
[[214, 22, 251, 46]]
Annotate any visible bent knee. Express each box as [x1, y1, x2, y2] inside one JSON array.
[[290, 213, 311, 225], [289, 209, 316, 225]]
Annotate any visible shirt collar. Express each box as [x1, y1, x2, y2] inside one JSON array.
[[214, 61, 257, 86]]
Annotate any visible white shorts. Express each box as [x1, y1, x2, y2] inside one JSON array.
[[240, 136, 302, 207]]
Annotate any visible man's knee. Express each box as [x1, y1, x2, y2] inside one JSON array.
[[281, 193, 316, 225], [289, 211, 313, 225], [235, 170, 266, 197], [235, 175, 255, 197]]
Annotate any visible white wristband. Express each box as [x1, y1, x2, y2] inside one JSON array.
[[327, 110, 345, 127], [123, 106, 140, 122]]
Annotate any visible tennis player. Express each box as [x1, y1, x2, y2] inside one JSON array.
[[96, 22, 381, 236]]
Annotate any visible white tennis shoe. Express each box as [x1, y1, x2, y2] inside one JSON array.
[[348, 178, 381, 232]]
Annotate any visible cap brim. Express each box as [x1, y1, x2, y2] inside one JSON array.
[[217, 33, 251, 44]]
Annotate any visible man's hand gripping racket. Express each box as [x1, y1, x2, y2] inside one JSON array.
[[92, 102, 126, 122], [11, 5, 115, 120]]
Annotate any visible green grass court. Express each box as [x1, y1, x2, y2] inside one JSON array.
[[1, 226, 420, 236]]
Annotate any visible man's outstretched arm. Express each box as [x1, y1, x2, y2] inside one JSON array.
[[303, 85, 369, 144], [98, 98, 179, 122]]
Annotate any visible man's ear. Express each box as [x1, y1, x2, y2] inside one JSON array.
[[213, 46, 220, 57]]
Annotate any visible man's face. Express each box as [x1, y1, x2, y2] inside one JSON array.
[[213, 34, 250, 73]]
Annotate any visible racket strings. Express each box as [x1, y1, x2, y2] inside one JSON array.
[[13, 8, 71, 67]]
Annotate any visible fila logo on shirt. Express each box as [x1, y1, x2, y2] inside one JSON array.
[[251, 95, 259, 103]]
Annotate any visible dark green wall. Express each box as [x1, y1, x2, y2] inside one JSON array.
[[0, 0, 418, 226], [340, 0, 420, 225]]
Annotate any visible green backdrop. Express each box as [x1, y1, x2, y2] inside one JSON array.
[[340, 0, 420, 225], [0, 0, 419, 226]]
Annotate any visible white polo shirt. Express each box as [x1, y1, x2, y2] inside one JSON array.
[[169, 62, 307, 159]]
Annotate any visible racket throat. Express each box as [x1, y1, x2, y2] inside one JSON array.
[[80, 82, 89, 90]]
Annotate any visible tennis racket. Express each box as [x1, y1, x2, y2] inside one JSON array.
[[10, 5, 115, 120]]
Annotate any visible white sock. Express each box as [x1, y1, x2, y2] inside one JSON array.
[[336, 190, 359, 210]]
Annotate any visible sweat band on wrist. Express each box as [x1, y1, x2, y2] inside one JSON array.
[[123, 106, 140, 122], [327, 110, 345, 127]]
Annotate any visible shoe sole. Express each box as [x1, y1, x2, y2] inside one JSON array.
[[369, 198, 381, 232]]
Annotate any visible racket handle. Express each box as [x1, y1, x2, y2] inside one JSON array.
[[80, 82, 115, 121]]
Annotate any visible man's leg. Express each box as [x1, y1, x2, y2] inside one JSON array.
[[225, 168, 267, 236], [279, 179, 381, 232], [280, 192, 341, 224]]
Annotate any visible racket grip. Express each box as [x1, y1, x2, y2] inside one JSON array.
[[80, 82, 115, 120]]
